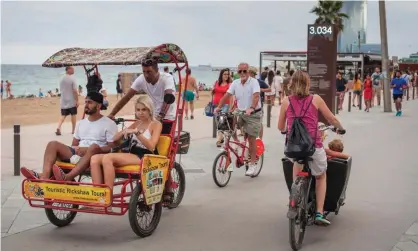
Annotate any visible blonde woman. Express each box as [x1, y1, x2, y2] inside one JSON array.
[[278, 70, 345, 225], [89, 95, 162, 191]]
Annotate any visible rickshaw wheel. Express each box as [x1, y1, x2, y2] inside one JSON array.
[[45, 203, 79, 227], [128, 184, 162, 237], [166, 162, 186, 209]]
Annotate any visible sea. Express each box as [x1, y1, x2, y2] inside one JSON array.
[[0, 64, 225, 98]]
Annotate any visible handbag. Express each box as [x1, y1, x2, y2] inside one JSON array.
[[204, 94, 214, 117]]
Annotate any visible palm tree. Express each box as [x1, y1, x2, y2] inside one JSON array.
[[310, 0, 349, 34]]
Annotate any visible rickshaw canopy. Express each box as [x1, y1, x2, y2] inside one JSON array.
[[42, 43, 188, 68]]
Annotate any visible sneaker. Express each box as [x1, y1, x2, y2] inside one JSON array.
[[52, 164, 66, 181], [245, 164, 256, 176], [315, 213, 331, 226], [396, 111, 400, 116], [399, 110, 402, 116]]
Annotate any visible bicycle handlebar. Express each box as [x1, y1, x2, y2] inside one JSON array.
[[280, 125, 346, 135]]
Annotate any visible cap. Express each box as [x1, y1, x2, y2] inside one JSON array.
[[86, 92, 105, 109]]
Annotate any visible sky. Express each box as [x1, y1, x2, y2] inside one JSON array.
[[1, 0, 418, 66]]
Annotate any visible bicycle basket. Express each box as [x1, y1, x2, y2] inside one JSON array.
[[216, 113, 234, 131]]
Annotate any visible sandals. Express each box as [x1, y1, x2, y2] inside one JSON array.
[[21, 167, 40, 179], [55, 129, 61, 136]]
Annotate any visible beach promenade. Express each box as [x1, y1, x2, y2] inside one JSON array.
[[1, 97, 418, 251]]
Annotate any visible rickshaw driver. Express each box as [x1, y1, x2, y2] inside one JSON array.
[[20, 92, 118, 181], [108, 59, 176, 134]]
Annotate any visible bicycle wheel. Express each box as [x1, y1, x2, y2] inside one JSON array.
[[212, 151, 232, 187], [288, 177, 308, 251], [166, 162, 186, 209]]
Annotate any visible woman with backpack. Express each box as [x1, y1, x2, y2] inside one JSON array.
[[278, 70, 346, 226]]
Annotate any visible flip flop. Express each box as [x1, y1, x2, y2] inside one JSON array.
[[52, 164, 66, 181], [21, 167, 40, 179]]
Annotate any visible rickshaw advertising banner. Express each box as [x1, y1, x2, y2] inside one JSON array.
[[23, 181, 112, 206], [141, 155, 170, 205]]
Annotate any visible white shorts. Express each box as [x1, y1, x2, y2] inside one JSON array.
[[289, 147, 327, 176]]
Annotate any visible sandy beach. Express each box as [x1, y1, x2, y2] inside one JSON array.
[[1, 91, 212, 129]]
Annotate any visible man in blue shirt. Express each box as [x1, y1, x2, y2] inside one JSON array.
[[391, 70, 408, 116]]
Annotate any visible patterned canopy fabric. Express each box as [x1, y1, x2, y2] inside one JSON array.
[[42, 43, 188, 68]]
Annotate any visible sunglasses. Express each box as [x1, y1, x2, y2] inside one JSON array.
[[238, 70, 248, 74], [142, 58, 157, 67]]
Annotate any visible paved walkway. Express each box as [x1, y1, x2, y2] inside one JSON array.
[[1, 96, 418, 251]]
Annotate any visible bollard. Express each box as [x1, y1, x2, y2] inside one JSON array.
[[359, 93, 363, 110], [335, 95, 339, 115], [407, 87, 410, 101], [212, 116, 216, 138], [266, 99, 272, 128], [14, 124, 20, 176], [348, 92, 352, 112], [413, 86, 416, 100]]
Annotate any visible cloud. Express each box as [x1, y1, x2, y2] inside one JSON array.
[[1, 0, 417, 66]]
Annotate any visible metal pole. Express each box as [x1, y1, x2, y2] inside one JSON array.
[[266, 99, 272, 128], [212, 116, 216, 138], [407, 87, 410, 101], [359, 93, 363, 110], [413, 86, 416, 100], [14, 124, 20, 176], [259, 52, 262, 76], [336, 95, 339, 114], [379, 0, 392, 112], [348, 92, 352, 112]]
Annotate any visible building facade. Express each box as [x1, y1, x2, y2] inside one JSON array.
[[338, 0, 367, 53]]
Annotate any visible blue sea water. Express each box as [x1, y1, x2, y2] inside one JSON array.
[[0, 64, 222, 97]]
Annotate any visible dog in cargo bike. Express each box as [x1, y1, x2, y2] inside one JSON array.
[[278, 70, 351, 251]]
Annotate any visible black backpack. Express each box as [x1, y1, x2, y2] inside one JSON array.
[[284, 96, 316, 159]]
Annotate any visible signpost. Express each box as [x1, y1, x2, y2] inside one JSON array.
[[307, 24, 338, 123]]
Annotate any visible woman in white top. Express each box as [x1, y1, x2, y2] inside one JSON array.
[[265, 70, 276, 105], [90, 95, 162, 191]]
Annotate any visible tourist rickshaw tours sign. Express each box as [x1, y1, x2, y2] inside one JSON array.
[[141, 155, 170, 205], [23, 181, 112, 206]]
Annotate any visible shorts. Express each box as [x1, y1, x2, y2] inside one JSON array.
[[393, 94, 403, 101], [183, 90, 195, 102], [162, 120, 174, 134], [61, 146, 76, 163], [353, 90, 361, 95], [130, 146, 157, 158], [116, 88, 123, 94], [289, 147, 327, 176], [237, 111, 262, 137], [61, 107, 77, 116]]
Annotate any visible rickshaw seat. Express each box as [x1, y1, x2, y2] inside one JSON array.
[[54, 135, 172, 179], [156, 135, 172, 157]]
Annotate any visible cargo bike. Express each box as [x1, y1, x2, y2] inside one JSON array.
[[281, 126, 351, 250], [21, 44, 191, 237]]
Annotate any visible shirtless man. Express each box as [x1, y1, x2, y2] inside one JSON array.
[[180, 68, 199, 119]]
